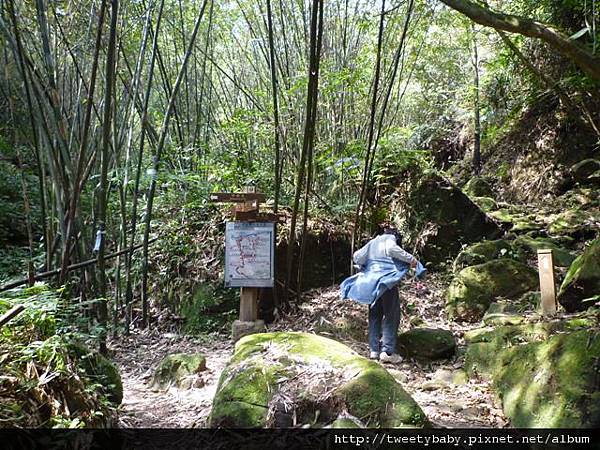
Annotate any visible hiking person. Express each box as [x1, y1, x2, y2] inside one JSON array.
[[340, 227, 426, 363]]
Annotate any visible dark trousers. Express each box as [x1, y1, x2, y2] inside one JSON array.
[[368, 287, 400, 354]]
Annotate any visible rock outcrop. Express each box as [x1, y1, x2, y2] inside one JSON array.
[[464, 317, 600, 427], [399, 172, 502, 267]]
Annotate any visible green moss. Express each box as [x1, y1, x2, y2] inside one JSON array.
[[463, 177, 494, 198], [210, 400, 268, 428], [453, 240, 515, 271], [151, 353, 206, 389], [498, 331, 600, 427], [487, 209, 543, 233], [482, 313, 524, 326], [471, 197, 497, 212], [69, 343, 123, 405], [558, 239, 600, 312], [464, 320, 600, 427], [446, 259, 538, 322], [548, 209, 597, 236], [337, 366, 427, 427], [513, 235, 576, 267], [488, 208, 516, 224]]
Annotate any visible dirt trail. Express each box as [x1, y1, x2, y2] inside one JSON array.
[[113, 274, 506, 428], [111, 331, 232, 427]]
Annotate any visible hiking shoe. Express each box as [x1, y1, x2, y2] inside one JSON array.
[[379, 352, 403, 364], [369, 351, 380, 360]]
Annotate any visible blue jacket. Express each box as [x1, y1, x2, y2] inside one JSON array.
[[340, 257, 426, 305]]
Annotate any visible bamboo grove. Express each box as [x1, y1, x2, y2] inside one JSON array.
[[0, 0, 598, 350]]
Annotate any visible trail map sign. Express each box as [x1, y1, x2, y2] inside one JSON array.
[[225, 222, 274, 288]]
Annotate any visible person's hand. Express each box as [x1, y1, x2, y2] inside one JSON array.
[[410, 258, 418, 269]]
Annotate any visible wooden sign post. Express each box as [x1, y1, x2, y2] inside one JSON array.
[[210, 187, 282, 340], [537, 249, 557, 316]]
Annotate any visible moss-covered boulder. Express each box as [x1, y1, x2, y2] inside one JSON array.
[[399, 172, 502, 267], [209, 332, 427, 428], [446, 259, 538, 322], [397, 328, 456, 360], [463, 177, 495, 198], [464, 317, 600, 427], [453, 239, 515, 271], [558, 239, 600, 312], [513, 235, 576, 267], [151, 353, 206, 389]]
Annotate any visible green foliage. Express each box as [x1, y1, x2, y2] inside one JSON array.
[[181, 284, 238, 334], [0, 285, 119, 427]]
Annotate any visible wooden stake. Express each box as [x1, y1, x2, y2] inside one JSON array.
[[537, 249, 557, 316]]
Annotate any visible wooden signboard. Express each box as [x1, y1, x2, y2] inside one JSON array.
[[209, 187, 281, 325], [224, 222, 275, 288]]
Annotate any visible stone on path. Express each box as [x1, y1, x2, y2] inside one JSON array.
[[151, 353, 207, 389], [397, 328, 456, 360]]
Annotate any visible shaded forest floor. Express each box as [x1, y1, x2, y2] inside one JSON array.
[[112, 274, 507, 428]]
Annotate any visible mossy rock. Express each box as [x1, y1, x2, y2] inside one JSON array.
[[151, 353, 206, 389], [482, 313, 524, 326], [397, 328, 456, 360], [463, 177, 495, 198], [69, 343, 123, 405], [488, 208, 544, 234], [471, 196, 497, 212], [465, 320, 600, 427], [209, 332, 427, 428], [547, 208, 598, 237], [561, 187, 600, 209], [558, 238, 600, 312], [513, 235, 576, 267], [446, 259, 538, 322], [453, 239, 517, 271]]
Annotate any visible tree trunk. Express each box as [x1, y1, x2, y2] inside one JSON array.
[[140, 0, 208, 327], [471, 23, 481, 173], [97, 0, 119, 355], [284, 0, 323, 306]]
